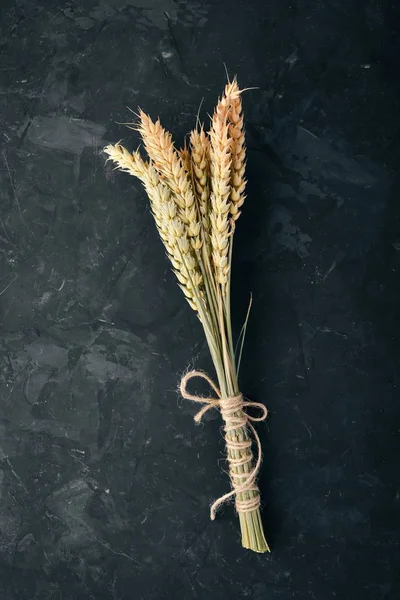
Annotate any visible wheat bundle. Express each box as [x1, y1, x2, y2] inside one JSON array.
[[104, 78, 269, 553]]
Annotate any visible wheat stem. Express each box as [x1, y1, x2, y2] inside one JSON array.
[[104, 77, 269, 553]]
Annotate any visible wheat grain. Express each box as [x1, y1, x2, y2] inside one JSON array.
[[135, 112, 203, 252], [178, 142, 192, 175], [167, 218, 204, 312]]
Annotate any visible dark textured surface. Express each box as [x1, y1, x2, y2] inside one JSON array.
[[1, 1, 399, 598]]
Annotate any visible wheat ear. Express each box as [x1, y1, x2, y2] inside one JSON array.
[[190, 126, 211, 232], [135, 112, 202, 252], [104, 144, 202, 312], [226, 79, 246, 222], [208, 86, 240, 285]]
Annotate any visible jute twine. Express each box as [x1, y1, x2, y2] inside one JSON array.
[[180, 370, 268, 520]]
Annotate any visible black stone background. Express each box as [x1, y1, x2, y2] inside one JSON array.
[[0, 1, 399, 599]]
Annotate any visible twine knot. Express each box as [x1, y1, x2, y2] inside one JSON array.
[[180, 370, 268, 520]]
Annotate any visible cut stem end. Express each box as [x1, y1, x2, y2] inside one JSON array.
[[239, 508, 270, 553]]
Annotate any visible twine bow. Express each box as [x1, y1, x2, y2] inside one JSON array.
[[180, 369, 268, 520]]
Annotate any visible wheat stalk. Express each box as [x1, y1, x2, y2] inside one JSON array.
[[104, 78, 269, 554]]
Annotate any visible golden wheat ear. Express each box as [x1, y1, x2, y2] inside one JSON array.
[[136, 110, 203, 252], [225, 78, 247, 222], [104, 142, 204, 312], [189, 126, 211, 231], [208, 89, 236, 285]]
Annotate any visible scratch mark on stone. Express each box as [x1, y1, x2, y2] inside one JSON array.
[[2, 150, 25, 223], [302, 421, 312, 439], [0, 449, 28, 493], [323, 259, 337, 280], [298, 125, 320, 141], [0, 273, 18, 296], [317, 326, 347, 339]]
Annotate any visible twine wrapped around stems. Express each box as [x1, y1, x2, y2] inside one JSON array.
[[180, 370, 268, 520]]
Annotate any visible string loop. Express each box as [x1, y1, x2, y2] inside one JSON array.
[[180, 370, 268, 519]]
